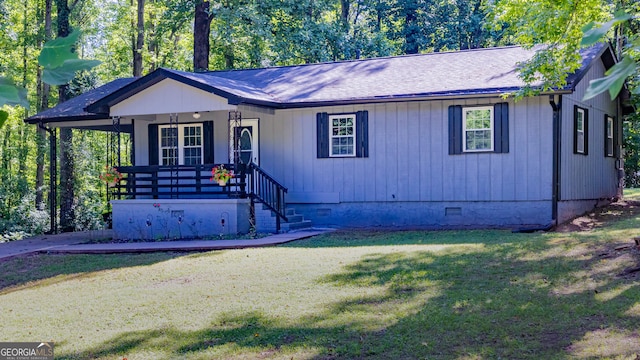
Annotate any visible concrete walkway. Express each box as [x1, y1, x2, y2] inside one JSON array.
[[0, 229, 330, 260]]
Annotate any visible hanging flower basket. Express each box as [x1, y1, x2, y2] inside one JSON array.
[[100, 166, 123, 187], [211, 165, 234, 186]]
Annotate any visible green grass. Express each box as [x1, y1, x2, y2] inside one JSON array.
[[624, 187, 640, 200], [1, 220, 639, 359]]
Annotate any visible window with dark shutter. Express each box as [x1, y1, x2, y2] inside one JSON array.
[[148, 121, 214, 165], [317, 111, 368, 158], [574, 106, 588, 155], [605, 115, 614, 157], [448, 103, 509, 155]]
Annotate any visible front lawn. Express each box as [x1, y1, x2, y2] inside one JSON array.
[[1, 214, 639, 359]]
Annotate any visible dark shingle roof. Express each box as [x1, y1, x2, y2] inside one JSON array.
[[29, 44, 610, 123], [207, 46, 538, 103], [25, 78, 137, 123]]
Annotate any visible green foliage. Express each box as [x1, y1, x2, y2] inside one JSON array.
[[581, 10, 632, 46], [0, 77, 29, 109], [0, 110, 7, 128], [581, 10, 639, 100], [0, 193, 50, 236], [623, 118, 640, 187], [38, 30, 101, 85], [38, 30, 83, 68], [584, 55, 636, 100], [489, 0, 610, 96]]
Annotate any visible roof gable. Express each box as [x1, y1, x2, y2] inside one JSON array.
[[110, 77, 236, 116]]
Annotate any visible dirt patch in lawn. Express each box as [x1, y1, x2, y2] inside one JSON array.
[[555, 199, 640, 233], [554, 198, 640, 279]]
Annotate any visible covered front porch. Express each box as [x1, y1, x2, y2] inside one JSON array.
[[108, 162, 289, 239], [26, 71, 294, 237]]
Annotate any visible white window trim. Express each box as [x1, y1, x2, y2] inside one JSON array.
[[576, 108, 585, 154], [329, 114, 357, 157], [158, 124, 203, 165], [606, 115, 614, 157], [462, 106, 494, 153]]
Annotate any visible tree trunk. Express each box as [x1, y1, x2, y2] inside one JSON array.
[[147, 0, 157, 73], [133, 0, 144, 76], [340, 0, 349, 28], [193, 0, 211, 72], [403, 3, 419, 54], [35, 0, 52, 210], [19, 0, 29, 182], [56, 0, 75, 232]]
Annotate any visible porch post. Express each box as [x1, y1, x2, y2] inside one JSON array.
[[112, 116, 121, 166], [228, 110, 242, 164], [39, 123, 58, 234]]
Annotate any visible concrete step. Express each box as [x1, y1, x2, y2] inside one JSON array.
[[281, 220, 313, 232], [286, 214, 303, 223]]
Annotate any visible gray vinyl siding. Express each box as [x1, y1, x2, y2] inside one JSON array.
[[561, 58, 618, 201], [257, 97, 553, 204]]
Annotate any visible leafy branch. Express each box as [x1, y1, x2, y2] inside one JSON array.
[[0, 30, 101, 127], [581, 10, 637, 100]]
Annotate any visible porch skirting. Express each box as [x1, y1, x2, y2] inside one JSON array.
[[111, 199, 250, 240]]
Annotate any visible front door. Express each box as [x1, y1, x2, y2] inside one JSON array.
[[231, 119, 259, 166]]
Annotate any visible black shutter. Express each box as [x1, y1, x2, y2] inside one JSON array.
[[317, 112, 329, 158], [584, 108, 589, 155], [573, 106, 579, 154], [356, 110, 369, 158], [494, 102, 509, 153], [604, 115, 607, 157], [148, 124, 158, 165], [614, 116, 620, 158], [203, 121, 214, 164], [448, 105, 462, 155]]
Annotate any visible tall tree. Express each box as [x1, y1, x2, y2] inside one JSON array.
[[133, 0, 144, 76], [35, 0, 53, 210], [193, 0, 213, 72], [55, 0, 74, 231], [400, 0, 420, 54]]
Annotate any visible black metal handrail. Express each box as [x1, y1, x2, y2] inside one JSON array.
[[248, 163, 288, 229], [111, 163, 247, 199]]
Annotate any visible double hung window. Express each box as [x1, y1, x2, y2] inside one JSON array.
[[463, 106, 494, 152], [574, 106, 588, 155], [158, 124, 203, 165], [329, 114, 356, 157], [605, 115, 614, 157]]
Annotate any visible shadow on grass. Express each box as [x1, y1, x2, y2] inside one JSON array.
[[282, 229, 535, 248], [56, 232, 640, 359], [0, 252, 195, 293]]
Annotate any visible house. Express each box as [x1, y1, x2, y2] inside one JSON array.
[[26, 44, 627, 239]]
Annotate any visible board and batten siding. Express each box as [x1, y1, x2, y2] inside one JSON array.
[[257, 97, 554, 205], [560, 57, 618, 202]]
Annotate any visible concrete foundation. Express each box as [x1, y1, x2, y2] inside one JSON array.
[[288, 200, 553, 229], [111, 199, 250, 240]]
